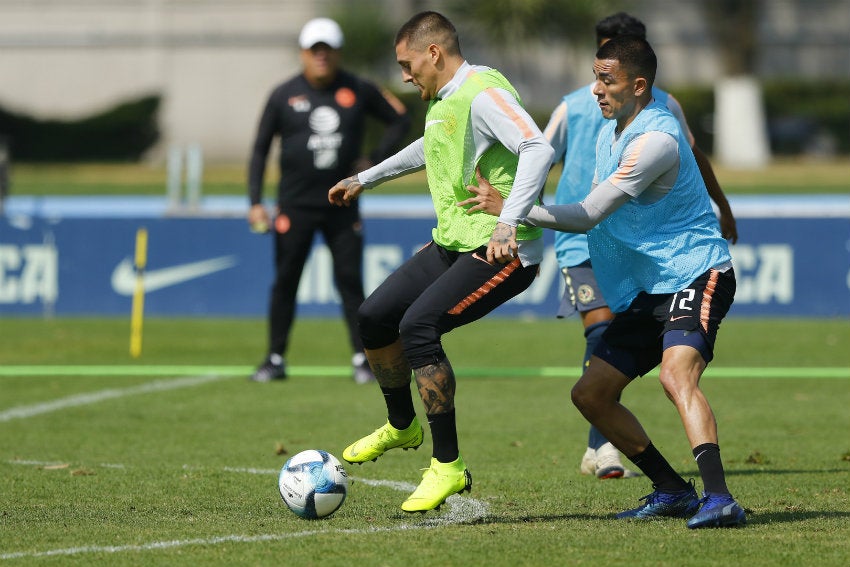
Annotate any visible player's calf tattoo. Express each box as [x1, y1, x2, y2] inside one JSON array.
[[413, 360, 457, 414]]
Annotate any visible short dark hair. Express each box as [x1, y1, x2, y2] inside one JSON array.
[[395, 11, 461, 56], [595, 12, 646, 46], [595, 34, 657, 88]]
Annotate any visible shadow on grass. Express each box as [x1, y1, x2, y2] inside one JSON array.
[[679, 468, 850, 477], [445, 509, 850, 527], [464, 512, 615, 525], [744, 510, 850, 525]]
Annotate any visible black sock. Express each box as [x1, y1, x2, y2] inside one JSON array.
[[628, 443, 690, 492], [693, 443, 730, 495], [381, 385, 415, 430], [427, 410, 458, 463]]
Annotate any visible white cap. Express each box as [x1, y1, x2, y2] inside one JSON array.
[[298, 18, 344, 50]]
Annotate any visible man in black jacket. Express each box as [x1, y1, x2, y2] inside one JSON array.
[[247, 17, 410, 383]]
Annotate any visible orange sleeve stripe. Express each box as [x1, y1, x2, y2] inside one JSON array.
[[484, 88, 535, 139], [543, 103, 566, 143], [610, 133, 649, 186], [448, 258, 522, 315]]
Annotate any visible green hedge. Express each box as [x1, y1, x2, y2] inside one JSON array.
[[0, 95, 160, 162], [669, 80, 850, 155]]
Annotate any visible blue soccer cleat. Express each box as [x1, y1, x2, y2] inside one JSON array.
[[616, 481, 700, 519], [687, 492, 747, 528]]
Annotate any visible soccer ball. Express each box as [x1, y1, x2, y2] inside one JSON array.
[[278, 449, 349, 519]]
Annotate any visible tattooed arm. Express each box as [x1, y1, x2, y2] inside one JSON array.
[[487, 223, 518, 264], [328, 175, 365, 206]]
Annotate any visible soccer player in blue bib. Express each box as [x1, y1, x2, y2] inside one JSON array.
[[542, 13, 737, 480], [470, 35, 745, 528]]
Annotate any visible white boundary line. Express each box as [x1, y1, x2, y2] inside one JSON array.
[[0, 464, 489, 560], [0, 375, 226, 422], [2, 377, 488, 559]]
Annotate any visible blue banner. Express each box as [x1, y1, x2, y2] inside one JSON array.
[[1, 196, 848, 317]]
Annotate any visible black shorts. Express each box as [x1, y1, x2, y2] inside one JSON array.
[[593, 267, 736, 378], [557, 260, 608, 318], [358, 242, 539, 368]]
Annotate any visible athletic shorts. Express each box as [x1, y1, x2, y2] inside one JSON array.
[[593, 266, 736, 379], [557, 260, 608, 318], [358, 241, 540, 368]]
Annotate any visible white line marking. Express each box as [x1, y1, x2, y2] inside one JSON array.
[[0, 465, 490, 560], [0, 375, 226, 422], [222, 466, 277, 475], [6, 459, 67, 467]]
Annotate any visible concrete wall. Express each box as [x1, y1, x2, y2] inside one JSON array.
[[1, 0, 847, 162], [0, 0, 319, 161]]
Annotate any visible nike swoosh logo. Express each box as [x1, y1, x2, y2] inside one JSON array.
[[669, 315, 689, 322], [471, 252, 491, 264], [111, 256, 238, 295], [425, 119, 445, 130]]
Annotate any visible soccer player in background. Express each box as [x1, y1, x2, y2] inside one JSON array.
[[328, 11, 553, 512], [468, 35, 746, 528], [542, 12, 738, 480], [247, 17, 410, 384]]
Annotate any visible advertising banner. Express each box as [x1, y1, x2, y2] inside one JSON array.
[[1, 196, 848, 317]]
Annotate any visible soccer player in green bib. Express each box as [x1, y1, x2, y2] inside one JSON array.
[[328, 11, 553, 512]]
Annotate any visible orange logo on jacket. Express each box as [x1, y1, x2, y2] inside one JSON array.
[[335, 88, 356, 108], [275, 214, 291, 234]]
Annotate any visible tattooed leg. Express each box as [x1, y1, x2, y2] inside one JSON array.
[[414, 357, 460, 463], [365, 339, 412, 388], [413, 357, 456, 414]]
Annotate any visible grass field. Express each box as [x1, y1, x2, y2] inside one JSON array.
[[2, 159, 849, 564], [7, 157, 850, 196], [2, 317, 849, 566]]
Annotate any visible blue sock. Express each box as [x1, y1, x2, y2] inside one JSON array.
[[583, 321, 610, 450], [582, 321, 609, 372]]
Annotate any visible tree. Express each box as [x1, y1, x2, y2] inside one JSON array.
[[445, 0, 612, 48], [329, 2, 397, 81], [443, 0, 620, 99], [701, 0, 771, 168]]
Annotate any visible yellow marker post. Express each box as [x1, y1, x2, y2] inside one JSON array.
[[129, 227, 148, 358]]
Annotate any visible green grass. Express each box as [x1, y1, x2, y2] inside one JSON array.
[[1, 317, 849, 566], [0, 316, 847, 368], [7, 157, 850, 196]]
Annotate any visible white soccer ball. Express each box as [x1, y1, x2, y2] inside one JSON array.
[[278, 449, 349, 519]]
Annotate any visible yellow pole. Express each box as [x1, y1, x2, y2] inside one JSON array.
[[129, 227, 148, 358]]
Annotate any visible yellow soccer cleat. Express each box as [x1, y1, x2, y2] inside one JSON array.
[[401, 456, 472, 513], [342, 418, 424, 464]]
